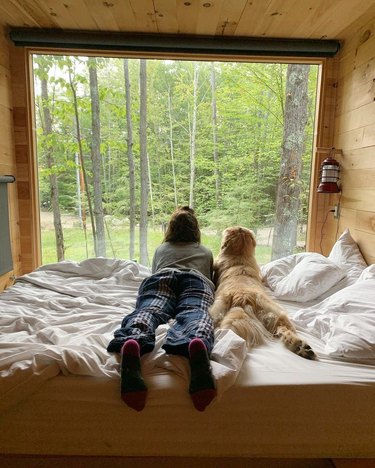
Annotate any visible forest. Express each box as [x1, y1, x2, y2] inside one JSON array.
[[32, 55, 319, 266]]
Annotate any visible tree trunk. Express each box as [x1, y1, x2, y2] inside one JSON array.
[[271, 64, 310, 260], [139, 59, 149, 266], [124, 59, 136, 260], [189, 62, 198, 209], [147, 151, 155, 228], [167, 87, 178, 208], [75, 152, 82, 226], [211, 62, 221, 208], [88, 57, 106, 257], [41, 77, 65, 262], [69, 69, 97, 255]]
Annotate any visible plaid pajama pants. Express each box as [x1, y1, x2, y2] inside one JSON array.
[[107, 269, 215, 357]]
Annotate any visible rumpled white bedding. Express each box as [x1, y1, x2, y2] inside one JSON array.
[[261, 251, 375, 365], [0, 258, 247, 413], [290, 276, 375, 364]]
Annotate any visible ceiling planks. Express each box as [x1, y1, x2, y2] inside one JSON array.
[[153, 0, 179, 34], [33, 0, 83, 30], [105, 0, 138, 32], [8, 0, 58, 28], [194, 0, 226, 36], [129, 0, 158, 33], [214, 0, 247, 36], [1, 0, 375, 40]]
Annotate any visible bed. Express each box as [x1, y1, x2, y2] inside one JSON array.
[[0, 229, 374, 465]]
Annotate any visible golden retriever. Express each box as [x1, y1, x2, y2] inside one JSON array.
[[209, 226, 316, 360]]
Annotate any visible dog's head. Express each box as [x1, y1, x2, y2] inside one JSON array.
[[219, 226, 257, 258]]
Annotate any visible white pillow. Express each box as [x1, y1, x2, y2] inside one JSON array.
[[328, 228, 367, 281], [262, 253, 346, 302], [315, 228, 369, 299], [358, 264, 375, 282], [292, 280, 375, 364], [261, 252, 312, 291]]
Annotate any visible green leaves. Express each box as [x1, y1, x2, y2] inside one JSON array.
[[33, 55, 319, 261]]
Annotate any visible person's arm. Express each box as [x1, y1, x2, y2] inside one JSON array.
[[151, 246, 160, 273]]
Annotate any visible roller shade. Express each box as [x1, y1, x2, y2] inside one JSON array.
[[9, 29, 340, 58], [0, 176, 16, 276]]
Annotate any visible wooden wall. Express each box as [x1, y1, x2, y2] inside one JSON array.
[[306, 57, 340, 256], [0, 26, 21, 291], [10, 45, 41, 277], [333, 16, 375, 265]]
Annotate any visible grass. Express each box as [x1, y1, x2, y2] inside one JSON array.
[[41, 225, 273, 266]]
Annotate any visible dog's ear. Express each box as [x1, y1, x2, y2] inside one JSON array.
[[220, 240, 229, 251], [250, 230, 257, 248], [220, 228, 231, 251]]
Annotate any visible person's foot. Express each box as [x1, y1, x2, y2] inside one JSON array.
[[188, 338, 216, 411], [120, 339, 147, 411]]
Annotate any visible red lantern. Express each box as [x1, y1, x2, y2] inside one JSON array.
[[317, 156, 340, 193]]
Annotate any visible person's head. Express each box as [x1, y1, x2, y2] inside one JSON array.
[[163, 206, 201, 243]]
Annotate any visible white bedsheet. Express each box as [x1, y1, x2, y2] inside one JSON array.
[[0, 258, 247, 413]]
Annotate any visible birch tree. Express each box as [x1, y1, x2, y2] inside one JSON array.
[[88, 57, 106, 257], [139, 59, 149, 265], [189, 62, 198, 209], [211, 62, 221, 208], [124, 58, 136, 260], [39, 62, 65, 262], [68, 65, 96, 254], [167, 86, 178, 207]]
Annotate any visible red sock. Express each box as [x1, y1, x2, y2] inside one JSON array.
[[188, 338, 216, 411], [121, 339, 147, 412]]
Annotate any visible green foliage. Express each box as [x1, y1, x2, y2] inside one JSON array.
[[33, 55, 319, 265]]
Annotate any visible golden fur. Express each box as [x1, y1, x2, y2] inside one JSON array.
[[209, 226, 316, 359]]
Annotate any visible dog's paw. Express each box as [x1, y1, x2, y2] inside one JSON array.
[[278, 329, 316, 360], [294, 340, 316, 360]]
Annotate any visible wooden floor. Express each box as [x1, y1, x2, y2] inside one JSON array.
[[1, 455, 374, 467]]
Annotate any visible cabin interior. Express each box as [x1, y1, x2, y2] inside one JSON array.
[[0, 1, 375, 466]]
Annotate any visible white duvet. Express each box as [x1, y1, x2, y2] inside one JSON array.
[[290, 274, 375, 364], [0, 258, 247, 413]]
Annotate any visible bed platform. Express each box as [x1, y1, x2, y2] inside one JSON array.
[[1, 231, 374, 464]]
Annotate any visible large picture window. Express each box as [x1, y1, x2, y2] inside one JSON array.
[[32, 55, 319, 266]]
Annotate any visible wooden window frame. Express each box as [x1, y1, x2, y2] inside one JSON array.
[[14, 46, 337, 269]]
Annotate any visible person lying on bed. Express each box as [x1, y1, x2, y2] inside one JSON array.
[[107, 206, 216, 412]]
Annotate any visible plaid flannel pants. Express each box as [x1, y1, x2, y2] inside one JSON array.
[[107, 269, 215, 357]]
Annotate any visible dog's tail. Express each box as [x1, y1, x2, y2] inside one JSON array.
[[219, 306, 272, 348]]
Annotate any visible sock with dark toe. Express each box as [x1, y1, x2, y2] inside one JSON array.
[[121, 339, 147, 411], [188, 338, 216, 411]]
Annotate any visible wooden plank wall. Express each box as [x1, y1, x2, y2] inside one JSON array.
[[333, 16, 375, 265], [306, 57, 340, 256], [0, 26, 21, 291], [10, 45, 41, 277]]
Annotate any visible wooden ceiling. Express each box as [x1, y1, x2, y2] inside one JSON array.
[[1, 0, 375, 40]]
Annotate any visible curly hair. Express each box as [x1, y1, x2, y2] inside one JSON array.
[[163, 206, 201, 243]]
